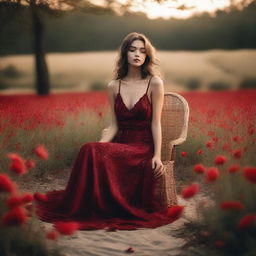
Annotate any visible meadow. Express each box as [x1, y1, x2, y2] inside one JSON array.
[[1, 50, 256, 94], [0, 87, 255, 255]]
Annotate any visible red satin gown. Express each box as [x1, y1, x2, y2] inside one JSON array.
[[34, 76, 177, 230]]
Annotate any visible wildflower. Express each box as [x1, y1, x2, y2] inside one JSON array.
[[53, 221, 80, 235], [214, 155, 227, 165], [197, 149, 203, 155], [32, 144, 49, 160], [166, 205, 184, 219], [233, 149, 242, 159], [0, 173, 17, 194], [215, 240, 225, 248], [212, 137, 219, 142], [232, 136, 243, 143], [193, 163, 206, 174], [125, 247, 135, 253], [228, 164, 240, 173], [181, 183, 200, 199], [6, 153, 27, 175], [1, 206, 28, 226], [220, 201, 245, 211], [46, 230, 59, 240], [25, 159, 36, 169], [181, 151, 187, 157], [34, 192, 48, 202], [206, 141, 213, 149], [205, 167, 219, 183], [243, 167, 256, 184], [237, 214, 256, 229]]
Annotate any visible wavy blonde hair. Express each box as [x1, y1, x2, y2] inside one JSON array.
[[113, 32, 162, 80]]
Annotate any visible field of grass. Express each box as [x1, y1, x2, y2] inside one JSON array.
[[1, 50, 256, 93], [0, 88, 256, 255]]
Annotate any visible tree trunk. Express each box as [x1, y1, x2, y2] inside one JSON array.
[[31, 6, 50, 95]]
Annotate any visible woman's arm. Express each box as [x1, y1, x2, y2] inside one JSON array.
[[99, 80, 119, 142], [151, 76, 164, 158]]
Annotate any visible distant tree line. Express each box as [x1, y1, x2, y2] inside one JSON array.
[[0, 1, 256, 56]]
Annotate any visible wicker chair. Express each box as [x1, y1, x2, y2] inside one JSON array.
[[153, 92, 190, 208]]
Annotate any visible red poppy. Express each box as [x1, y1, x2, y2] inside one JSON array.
[[1, 206, 28, 226], [32, 144, 49, 160], [207, 130, 215, 136], [232, 136, 243, 143], [181, 183, 200, 199], [220, 201, 245, 211], [212, 137, 219, 142], [206, 141, 213, 149], [205, 167, 219, 183], [0, 173, 17, 194], [233, 149, 242, 159], [214, 155, 227, 165], [21, 192, 34, 203], [243, 167, 256, 184], [5, 195, 23, 209], [237, 214, 256, 229], [166, 205, 184, 219], [228, 164, 240, 173], [6, 153, 27, 175], [197, 149, 203, 155], [181, 151, 187, 157], [25, 159, 36, 169], [46, 230, 59, 240], [53, 221, 80, 235], [125, 247, 135, 253], [215, 240, 225, 248], [34, 192, 48, 202], [15, 142, 22, 150], [193, 163, 206, 174]]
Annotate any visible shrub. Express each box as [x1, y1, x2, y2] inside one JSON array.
[[1, 65, 23, 79], [208, 81, 230, 91], [89, 81, 105, 91], [239, 77, 256, 89], [185, 78, 201, 91]]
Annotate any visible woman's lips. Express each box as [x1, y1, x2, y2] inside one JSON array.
[[134, 59, 140, 62]]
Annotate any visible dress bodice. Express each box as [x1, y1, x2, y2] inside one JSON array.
[[114, 76, 153, 131]]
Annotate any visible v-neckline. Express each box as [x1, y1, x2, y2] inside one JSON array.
[[117, 92, 150, 112]]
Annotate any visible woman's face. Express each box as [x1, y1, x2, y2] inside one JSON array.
[[127, 39, 147, 67]]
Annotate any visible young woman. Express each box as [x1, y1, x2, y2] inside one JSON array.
[[35, 32, 177, 230]]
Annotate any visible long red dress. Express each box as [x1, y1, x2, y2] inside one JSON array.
[[34, 76, 178, 230]]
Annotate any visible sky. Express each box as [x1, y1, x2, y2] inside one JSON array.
[[89, 0, 254, 19]]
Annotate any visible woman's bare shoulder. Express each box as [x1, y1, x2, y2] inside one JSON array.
[[150, 75, 164, 92], [107, 79, 119, 91]]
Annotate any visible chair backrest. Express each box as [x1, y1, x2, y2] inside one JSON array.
[[161, 92, 190, 161]]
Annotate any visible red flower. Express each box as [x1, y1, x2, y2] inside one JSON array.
[[125, 247, 135, 253], [237, 214, 256, 229], [233, 149, 242, 159], [206, 141, 213, 149], [220, 201, 245, 211], [5, 195, 23, 208], [214, 155, 227, 165], [46, 230, 59, 240], [166, 205, 184, 219], [207, 130, 215, 136], [215, 240, 225, 248], [0, 173, 17, 194], [193, 163, 206, 174], [53, 221, 80, 235], [212, 137, 219, 142], [243, 167, 256, 184], [233, 136, 243, 143], [181, 183, 200, 199], [34, 192, 48, 202], [228, 164, 240, 173], [6, 153, 27, 175], [21, 192, 34, 203], [1, 206, 28, 226], [222, 142, 232, 152], [25, 159, 36, 169], [15, 142, 22, 150], [197, 149, 203, 155], [32, 144, 49, 160], [181, 151, 187, 157], [205, 167, 219, 183]]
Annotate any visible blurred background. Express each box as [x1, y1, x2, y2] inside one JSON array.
[[0, 0, 256, 94]]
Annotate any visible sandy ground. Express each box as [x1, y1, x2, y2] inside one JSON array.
[[17, 169, 206, 256]]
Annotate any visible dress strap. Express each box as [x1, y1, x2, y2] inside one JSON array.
[[118, 79, 121, 93], [146, 75, 153, 94]]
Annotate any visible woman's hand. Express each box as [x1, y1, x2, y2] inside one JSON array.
[[152, 156, 164, 179]]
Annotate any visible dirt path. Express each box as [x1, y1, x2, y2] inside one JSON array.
[[17, 170, 204, 256]]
